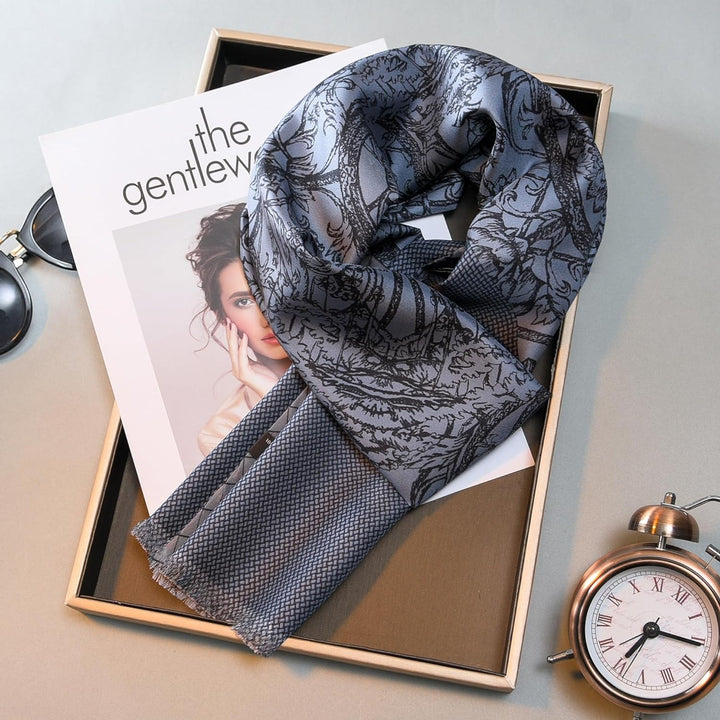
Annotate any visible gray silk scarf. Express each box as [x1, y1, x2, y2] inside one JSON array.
[[134, 45, 607, 655]]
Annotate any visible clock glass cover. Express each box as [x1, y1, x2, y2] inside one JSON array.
[[584, 564, 719, 702]]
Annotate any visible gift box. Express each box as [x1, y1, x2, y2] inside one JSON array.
[[66, 29, 612, 692]]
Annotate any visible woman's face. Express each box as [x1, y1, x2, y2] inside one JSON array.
[[218, 260, 289, 361]]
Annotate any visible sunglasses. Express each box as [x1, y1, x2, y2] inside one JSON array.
[[0, 188, 75, 355]]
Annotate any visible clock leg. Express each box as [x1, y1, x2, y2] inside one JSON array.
[[546, 649, 575, 663]]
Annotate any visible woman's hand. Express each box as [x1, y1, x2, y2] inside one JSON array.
[[225, 318, 277, 397]]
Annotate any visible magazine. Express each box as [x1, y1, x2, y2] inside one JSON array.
[[41, 40, 533, 514]]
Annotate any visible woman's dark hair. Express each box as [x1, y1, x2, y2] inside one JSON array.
[[186, 202, 246, 345]]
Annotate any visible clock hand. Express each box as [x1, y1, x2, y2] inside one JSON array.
[[624, 634, 648, 659], [619, 631, 645, 646], [624, 618, 661, 659], [656, 629, 703, 646], [621, 636, 648, 678]]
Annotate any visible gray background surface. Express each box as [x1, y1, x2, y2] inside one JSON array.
[[2, 2, 719, 718]]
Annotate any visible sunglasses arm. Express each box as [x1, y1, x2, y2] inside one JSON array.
[[0, 231, 29, 267]]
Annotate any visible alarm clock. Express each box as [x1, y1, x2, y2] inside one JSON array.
[[548, 492, 720, 716]]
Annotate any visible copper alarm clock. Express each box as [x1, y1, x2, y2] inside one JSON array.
[[548, 492, 720, 717]]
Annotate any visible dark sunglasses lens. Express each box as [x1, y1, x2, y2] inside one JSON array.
[[33, 194, 75, 268], [0, 263, 32, 354]]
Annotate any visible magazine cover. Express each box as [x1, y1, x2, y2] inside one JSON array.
[[41, 40, 533, 514]]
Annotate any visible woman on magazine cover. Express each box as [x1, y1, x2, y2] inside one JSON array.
[[187, 203, 291, 455]]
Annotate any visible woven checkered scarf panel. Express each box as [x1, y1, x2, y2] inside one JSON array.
[[134, 45, 606, 655]]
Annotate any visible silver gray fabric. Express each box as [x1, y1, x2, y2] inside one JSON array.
[[134, 45, 606, 655]]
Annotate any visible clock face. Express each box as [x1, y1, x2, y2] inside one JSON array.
[[583, 563, 720, 703]]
